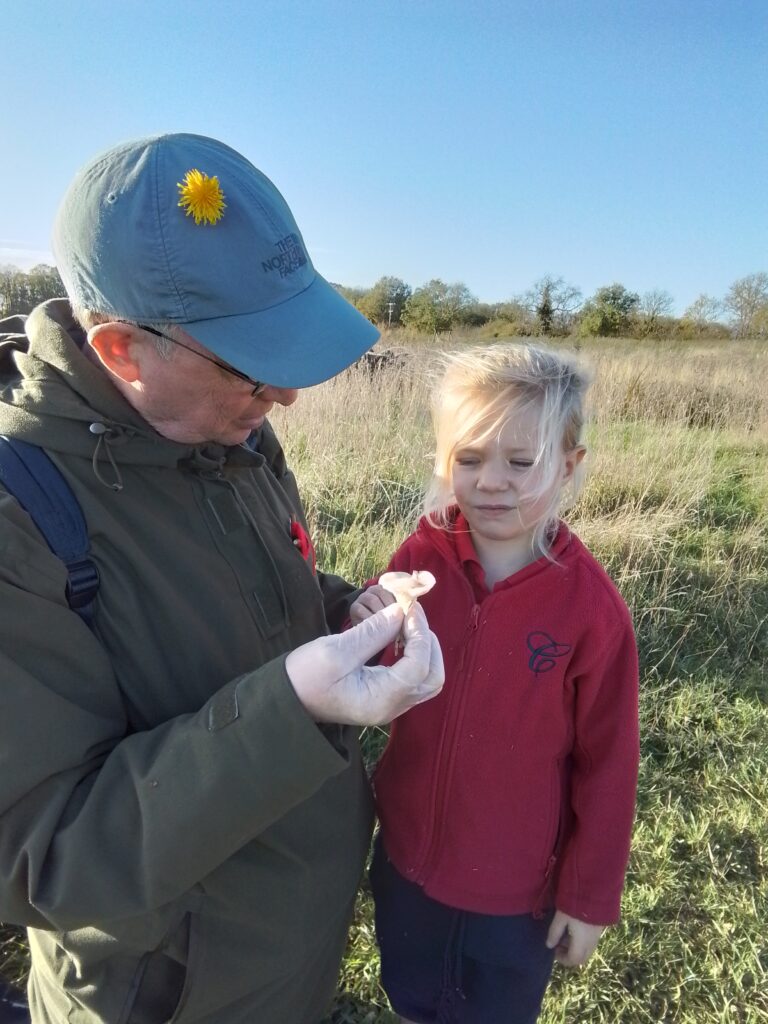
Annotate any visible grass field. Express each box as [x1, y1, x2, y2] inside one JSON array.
[[279, 332, 766, 1024], [1, 332, 766, 1022]]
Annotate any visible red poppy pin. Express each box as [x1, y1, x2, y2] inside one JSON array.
[[290, 517, 316, 574]]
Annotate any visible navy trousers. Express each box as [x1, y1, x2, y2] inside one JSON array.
[[370, 841, 555, 1024], [0, 980, 29, 1024]]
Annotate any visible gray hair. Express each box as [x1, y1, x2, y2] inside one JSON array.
[[72, 307, 177, 361]]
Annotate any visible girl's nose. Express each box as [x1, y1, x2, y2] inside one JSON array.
[[477, 461, 509, 490]]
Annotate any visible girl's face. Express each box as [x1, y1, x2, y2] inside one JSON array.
[[450, 404, 582, 550]]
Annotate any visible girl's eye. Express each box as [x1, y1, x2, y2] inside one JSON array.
[[510, 460, 534, 469], [455, 458, 479, 466]]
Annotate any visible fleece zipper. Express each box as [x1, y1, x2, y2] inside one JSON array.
[[415, 577, 481, 884]]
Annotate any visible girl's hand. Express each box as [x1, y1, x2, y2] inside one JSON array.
[[349, 584, 397, 624], [545, 910, 605, 967]]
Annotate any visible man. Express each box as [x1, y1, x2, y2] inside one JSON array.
[[0, 134, 443, 1024]]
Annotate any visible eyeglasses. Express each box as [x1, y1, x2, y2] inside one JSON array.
[[131, 323, 267, 397]]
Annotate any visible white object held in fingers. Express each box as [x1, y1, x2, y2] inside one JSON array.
[[379, 570, 437, 613]]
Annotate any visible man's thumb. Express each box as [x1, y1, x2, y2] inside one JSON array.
[[343, 602, 404, 662]]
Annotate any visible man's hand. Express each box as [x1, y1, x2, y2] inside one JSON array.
[[349, 584, 397, 624], [286, 602, 444, 725], [545, 910, 605, 967]]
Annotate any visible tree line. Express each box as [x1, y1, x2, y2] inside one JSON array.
[[336, 272, 768, 339], [0, 264, 65, 318], [2, 264, 768, 339]]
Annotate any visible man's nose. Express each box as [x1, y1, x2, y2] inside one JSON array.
[[261, 386, 299, 407]]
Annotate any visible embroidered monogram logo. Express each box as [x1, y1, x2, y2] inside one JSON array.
[[526, 631, 571, 675], [261, 233, 307, 277]]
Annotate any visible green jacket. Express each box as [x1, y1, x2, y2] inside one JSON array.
[[0, 300, 373, 1023]]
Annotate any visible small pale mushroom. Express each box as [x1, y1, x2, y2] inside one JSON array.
[[379, 570, 436, 614]]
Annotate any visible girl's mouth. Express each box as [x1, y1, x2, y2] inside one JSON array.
[[475, 504, 516, 513]]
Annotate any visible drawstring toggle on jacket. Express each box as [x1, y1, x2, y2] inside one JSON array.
[[89, 422, 124, 492]]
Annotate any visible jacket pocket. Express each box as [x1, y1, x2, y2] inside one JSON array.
[[123, 913, 194, 1024], [167, 911, 203, 1024]]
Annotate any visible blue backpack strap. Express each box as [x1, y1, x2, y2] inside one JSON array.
[[0, 436, 99, 629]]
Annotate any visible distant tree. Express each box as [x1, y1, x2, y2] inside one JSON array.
[[401, 279, 476, 334], [0, 264, 65, 316], [475, 303, 500, 320], [0, 266, 21, 315], [28, 264, 65, 300], [332, 283, 367, 306], [522, 275, 582, 336], [356, 276, 411, 326], [680, 294, 728, 338], [683, 293, 722, 328], [456, 301, 495, 328], [637, 289, 674, 337], [536, 282, 554, 335], [723, 272, 768, 338], [578, 283, 640, 337], [752, 305, 768, 339], [493, 300, 535, 334]]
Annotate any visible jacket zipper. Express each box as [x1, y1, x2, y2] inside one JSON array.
[[533, 790, 565, 919], [415, 597, 481, 884], [532, 855, 558, 919]]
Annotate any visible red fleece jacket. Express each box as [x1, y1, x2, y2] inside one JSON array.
[[373, 513, 639, 924]]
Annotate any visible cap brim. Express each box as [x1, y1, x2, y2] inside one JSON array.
[[183, 274, 380, 389]]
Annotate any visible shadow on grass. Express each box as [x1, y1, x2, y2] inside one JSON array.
[[322, 992, 394, 1024], [0, 924, 28, 990]]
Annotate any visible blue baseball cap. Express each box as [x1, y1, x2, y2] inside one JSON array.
[[52, 133, 379, 388]]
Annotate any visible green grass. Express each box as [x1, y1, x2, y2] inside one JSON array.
[[316, 342, 768, 1023], [2, 337, 767, 1022]]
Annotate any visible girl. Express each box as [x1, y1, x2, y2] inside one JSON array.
[[351, 343, 639, 1024]]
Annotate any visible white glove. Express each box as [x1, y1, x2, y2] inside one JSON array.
[[286, 602, 444, 725]]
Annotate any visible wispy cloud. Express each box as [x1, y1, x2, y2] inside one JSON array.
[[0, 245, 55, 269]]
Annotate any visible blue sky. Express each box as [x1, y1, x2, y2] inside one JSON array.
[[2, 0, 766, 313]]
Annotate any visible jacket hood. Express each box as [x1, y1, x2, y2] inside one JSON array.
[[0, 299, 252, 471]]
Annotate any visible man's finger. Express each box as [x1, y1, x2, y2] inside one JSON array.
[[401, 601, 431, 643], [399, 606, 434, 670], [337, 603, 405, 666], [408, 631, 445, 705], [396, 605, 445, 695], [425, 632, 445, 694]]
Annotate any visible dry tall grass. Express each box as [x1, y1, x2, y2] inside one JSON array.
[[2, 336, 765, 1022], [272, 334, 768, 1024]]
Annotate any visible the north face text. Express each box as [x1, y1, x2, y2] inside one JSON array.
[[261, 234, 307, 277]]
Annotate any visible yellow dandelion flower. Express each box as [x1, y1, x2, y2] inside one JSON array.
[[177, 169, 226, 225]]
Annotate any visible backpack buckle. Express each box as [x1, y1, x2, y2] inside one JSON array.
[[65, 558, 101, 609]]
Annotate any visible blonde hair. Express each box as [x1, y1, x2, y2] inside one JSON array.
[[425, 342, 592, 557]]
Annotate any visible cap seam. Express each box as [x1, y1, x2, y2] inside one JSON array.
[[238, 172, 283, 236], [162, 270, 320, 326], [153, 141, 189, 319]]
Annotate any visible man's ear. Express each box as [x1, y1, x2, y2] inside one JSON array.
[[87, 323, 143, 383]]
